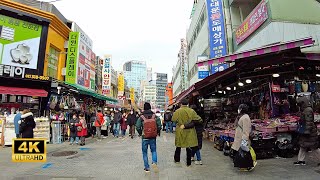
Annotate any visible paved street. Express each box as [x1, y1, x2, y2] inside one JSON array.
[[0, 132, 320, 180]]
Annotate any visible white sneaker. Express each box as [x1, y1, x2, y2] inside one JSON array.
[[195, 161, 203, 165]]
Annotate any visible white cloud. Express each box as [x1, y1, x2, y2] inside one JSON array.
[[52, 0, 193, 81]]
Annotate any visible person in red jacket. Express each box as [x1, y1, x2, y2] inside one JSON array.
[[95, 110, 105, 141], [76, 113, 88, 146]]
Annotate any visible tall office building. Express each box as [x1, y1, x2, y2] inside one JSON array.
[[147, 67, 153, 82], [155, 73, 168, 111], [123, 61, 147, 101]]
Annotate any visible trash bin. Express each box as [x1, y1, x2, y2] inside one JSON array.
[[52, 121, 62, 144]]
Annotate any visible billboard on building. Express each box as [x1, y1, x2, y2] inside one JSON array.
[[236, 0, 268, 45], [102, 56, 111, 96], [66, 23, 95, 91], [206, 0, 228, 59], [0, 14, 49, 80]]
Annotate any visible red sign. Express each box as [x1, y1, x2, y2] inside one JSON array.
[[272, 84, 281, 93], [235, 0, 268, 44]]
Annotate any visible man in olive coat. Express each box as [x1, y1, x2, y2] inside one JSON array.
[[172, 98, 201, 166]]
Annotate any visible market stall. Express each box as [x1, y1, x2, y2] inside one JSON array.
[[178, 39, 320, 160]]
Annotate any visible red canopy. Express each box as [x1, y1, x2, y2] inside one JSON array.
[[0, 86, 48, 97]]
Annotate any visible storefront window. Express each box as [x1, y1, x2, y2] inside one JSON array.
[[47, 46, 59, 79]]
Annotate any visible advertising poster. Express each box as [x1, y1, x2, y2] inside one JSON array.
[[102, 57, 111, 96], [0, 14, 42, 70], [236, 0, 268, 44], [118, 73, 124, 97], [90, 52, 96, 90], [206, 0, 228, 59]]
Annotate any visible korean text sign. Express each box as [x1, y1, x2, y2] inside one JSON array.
[[198, 65, 209, 79], [0, 14, 42, 70], [206, 0, 228, 59], [118, 74, 124, 97], [102, 57, 111, 96], [235, 0, 268, 44], [211, 64, 229, 75], [130, 88, 135, 103], [66, 32, 79, 84]]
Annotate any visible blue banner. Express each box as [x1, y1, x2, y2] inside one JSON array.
[[198, 71, 210, 79], [211, 64, 229, 75], [206, 0, 228, 59]]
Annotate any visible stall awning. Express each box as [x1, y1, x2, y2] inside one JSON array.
[[175, 85, 195, 103], [197, 37, 314, 67], [65, 83, 118, 103], [0, 86, 48, 97]]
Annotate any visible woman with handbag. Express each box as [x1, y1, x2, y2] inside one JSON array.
[[232, 104, 257, 171], [76, 113, 88, 146]]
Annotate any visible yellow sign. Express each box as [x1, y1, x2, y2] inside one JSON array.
[[118, 74, 124, 97], [12, 138, 47, 162], [130, 88, 135, 103], [25, 74, 50, 81]]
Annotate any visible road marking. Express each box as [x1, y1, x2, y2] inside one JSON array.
[[42, 163, 53, 169]]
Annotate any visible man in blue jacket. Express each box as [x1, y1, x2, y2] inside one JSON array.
[[14, 110, 22, 138]]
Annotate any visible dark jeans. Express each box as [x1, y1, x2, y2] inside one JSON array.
[[129, 125, 135, 137], [142, 138, 157, 169], [174, 147, 193, 166]]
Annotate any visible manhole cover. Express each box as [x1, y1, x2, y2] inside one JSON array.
[[52, 151, 78, 157]]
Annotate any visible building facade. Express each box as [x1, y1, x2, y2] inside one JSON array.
[[123, 61, 147, 99], [185, 0, 320, 91], [155, 73, 168, 110]]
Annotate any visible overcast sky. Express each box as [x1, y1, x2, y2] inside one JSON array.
[[50, 0, 193, 81]]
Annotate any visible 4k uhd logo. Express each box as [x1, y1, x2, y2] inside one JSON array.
[[12, 139, 47, 162]]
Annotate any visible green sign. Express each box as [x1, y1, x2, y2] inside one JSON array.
[[0, 14, 42, 70], [66, 32, 80, 84]]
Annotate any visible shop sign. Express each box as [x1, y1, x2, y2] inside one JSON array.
[[102, 57, 111, 96], [198, 65, 209, 79], [130, 87, 135, 103], [206, 0, 228, 59], [235, 0, 268, 45], [0, 64, 25, 78], [271, 84, 281, 92], [66, 32, 79, 84], [211, 63, 229, 75], [0, 14, 43, 70], [118, 73, 125, 97], [66, 23, 95, 91]]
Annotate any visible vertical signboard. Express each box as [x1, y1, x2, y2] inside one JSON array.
[[66, 32, 79, 84], [102, 57, 111, 96], [206, 0, 228, 59], [118, 73, 124, 97], [68, 23, 95, 91], [235, 0, 268, 44], [130, 87, 135, 104]]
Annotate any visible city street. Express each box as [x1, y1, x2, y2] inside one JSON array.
[[0, 133, 320, 180]]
